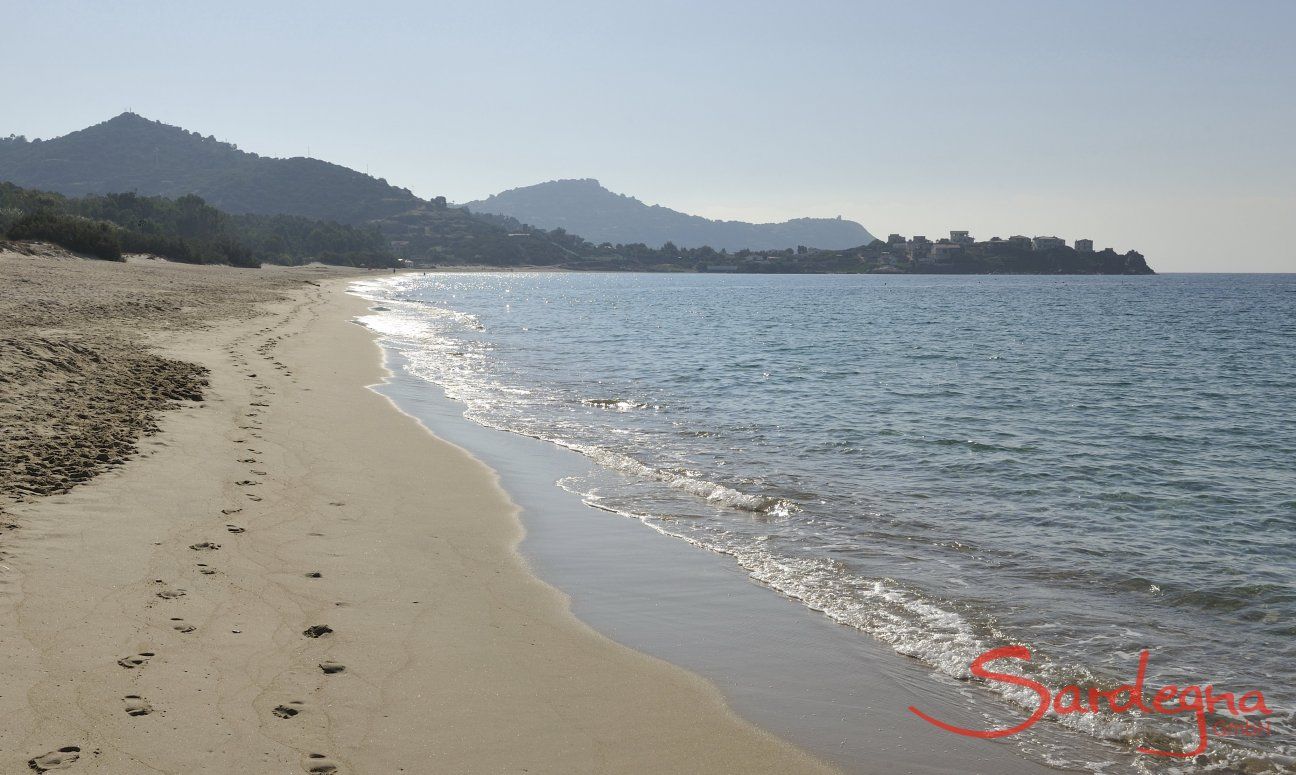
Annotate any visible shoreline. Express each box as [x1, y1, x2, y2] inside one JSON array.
[[359, 290, 1133, 775], [0, 253, 834, 773]]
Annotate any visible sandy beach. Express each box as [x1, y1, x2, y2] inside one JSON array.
[[0, 246, 835, 774]]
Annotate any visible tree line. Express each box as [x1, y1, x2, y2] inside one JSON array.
[[0, 183, 399, 268]]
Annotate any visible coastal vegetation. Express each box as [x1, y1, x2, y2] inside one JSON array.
[[6, 211, 124, 261], [0, 182, 397, 268]]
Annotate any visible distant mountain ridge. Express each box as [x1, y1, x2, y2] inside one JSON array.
[[464, 178, 875, 251], [0, 113, 592, 265], [4, 115, 1138, 274]]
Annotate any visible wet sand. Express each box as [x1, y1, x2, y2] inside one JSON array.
[[372, 349, 1127, 775], [0, 247, 834, 773]]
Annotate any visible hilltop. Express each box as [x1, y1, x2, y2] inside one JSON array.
[[464, 178, 875, 251], [0, 113, 421, 224]]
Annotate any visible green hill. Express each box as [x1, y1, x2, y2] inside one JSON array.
[[0, 113, 419, 224], [0, 114, 578, 266]]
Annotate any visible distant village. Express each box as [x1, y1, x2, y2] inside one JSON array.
[[874, 231, 1100, 269], [716, 230, 1153, 275]]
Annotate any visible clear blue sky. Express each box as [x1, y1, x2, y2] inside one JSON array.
[[7, 0, 1295, 271]]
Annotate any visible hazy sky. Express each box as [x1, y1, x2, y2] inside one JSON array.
[[7, 0, 1295, 271]]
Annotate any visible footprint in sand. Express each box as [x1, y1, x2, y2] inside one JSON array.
[[249, 470, 267, 476], [305, 571, 322, 579], [197, 564, 216, 575], [226, 525, 245, 534], [27, 746, 80, 772], [155, 587, 186, 600], [189, 542, 221, 551], [235, 480, 258, 487], [302, 625, 332, 638], [272, 701, 304, 719], [123, 695, 153, 716], [171, 618, 195, 633], [319, 661, 345, 674], [303, 753, 339, 773], [221, 507, 243, 515], [117, 652, 155, 669]]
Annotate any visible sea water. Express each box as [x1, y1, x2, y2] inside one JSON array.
[[354, 272, 1294, 772]]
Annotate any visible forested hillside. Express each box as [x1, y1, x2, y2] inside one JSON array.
[[0, 113, 421, 224], [0, 114, 593, 266]]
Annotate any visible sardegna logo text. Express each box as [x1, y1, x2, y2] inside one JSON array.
[[908, 646, 1272, 757]]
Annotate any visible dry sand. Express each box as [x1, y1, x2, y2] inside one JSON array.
[[0, 245, 835, 774]]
